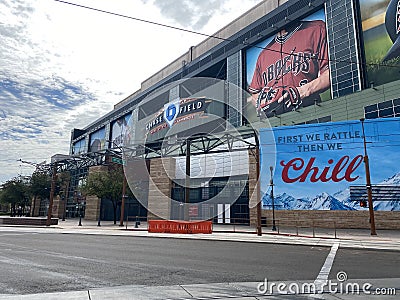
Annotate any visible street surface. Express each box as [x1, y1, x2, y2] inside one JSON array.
[[0, 231, 398, 297]]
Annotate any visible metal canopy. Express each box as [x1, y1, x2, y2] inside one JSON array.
[[123, 127, 258, 160], [21, 127, 258, 176]]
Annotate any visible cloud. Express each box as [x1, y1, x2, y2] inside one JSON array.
[[0, 0, 261, 183], [149, 0, 228, 30]]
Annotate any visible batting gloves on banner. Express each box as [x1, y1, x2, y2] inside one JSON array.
[[257, 85, 302, 113]]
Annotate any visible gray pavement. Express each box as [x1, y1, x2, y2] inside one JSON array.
[[0, 219, 399, 299], [0, 280, 398, 299]]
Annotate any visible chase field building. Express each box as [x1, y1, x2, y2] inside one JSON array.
[[49, 0, 400, 228]]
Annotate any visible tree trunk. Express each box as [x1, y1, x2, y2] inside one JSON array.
[[112, 201, 117, 224], [32, 195, 37, 217], [11, 203, 15, 217]]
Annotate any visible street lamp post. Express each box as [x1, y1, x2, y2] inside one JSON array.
[[78, 198, 82, 226], [98, 198, 102, 227], [270, 166, 277, 231]]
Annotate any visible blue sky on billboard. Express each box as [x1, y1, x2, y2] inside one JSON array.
[[245, 9, 326, 85], [260, 117, 400, 210], [0, 0, 260, 183]]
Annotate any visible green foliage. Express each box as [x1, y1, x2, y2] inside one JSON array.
[[82, 168, 124, 202], [29, 172, 51, 200], [81, 167, 132, 224], [364, 33, 400, 85], [0, 178, 29, 207]]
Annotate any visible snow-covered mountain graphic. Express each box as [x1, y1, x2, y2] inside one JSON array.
[[262, 192, 354, 210], [334, 172, 400, 211], [262, 172, 400, 211]]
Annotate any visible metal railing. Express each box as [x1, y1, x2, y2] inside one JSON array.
[[121, 215, 396, 238]]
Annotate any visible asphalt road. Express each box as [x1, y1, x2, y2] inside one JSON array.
[[0, 232, 398, 295]]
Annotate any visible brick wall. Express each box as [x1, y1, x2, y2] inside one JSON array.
[[250, 208, 400, 229], [147, 157, 175, 220], [85, 195, 100, 221]]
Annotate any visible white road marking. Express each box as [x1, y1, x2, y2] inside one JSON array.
[[313, 243, 340, 297]]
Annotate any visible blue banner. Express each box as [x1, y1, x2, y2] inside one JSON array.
[[260, 117, 400, 211]]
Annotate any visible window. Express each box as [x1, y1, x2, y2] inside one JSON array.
[[365, 99, 400, 119]]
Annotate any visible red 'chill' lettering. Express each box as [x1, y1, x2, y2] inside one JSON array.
[[280, 155, 363, 183]]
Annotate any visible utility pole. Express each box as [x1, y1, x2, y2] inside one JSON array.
[[360, 118, 377, 236], [184, 138, 191, 221], [62, 178, 69, 221], [46, 163, 57, 226], [270, 166, 276, 231], [255, 139, 262, 236]]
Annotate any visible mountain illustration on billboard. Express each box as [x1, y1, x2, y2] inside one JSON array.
[[262, 192, 354, 210], [335, 172, 400, 211], [263, 172, 400, 211]]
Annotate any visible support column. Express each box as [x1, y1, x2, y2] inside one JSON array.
[[248, 150, 259, 227], [147, 157, 176, 220], [85, 195, 101, 221]]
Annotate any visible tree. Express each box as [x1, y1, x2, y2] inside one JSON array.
[[81, 167, 130, 224], [28, 172, 51, 217], [0, 177, 29, 216]]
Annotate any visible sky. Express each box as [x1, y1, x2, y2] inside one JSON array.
[[0, 0, 261, 184]]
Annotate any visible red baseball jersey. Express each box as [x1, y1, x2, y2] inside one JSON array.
[[248, 20, 329, 113]]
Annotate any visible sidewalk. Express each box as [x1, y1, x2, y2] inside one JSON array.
[[0, 219, 399, 300], [34, 218, 400, 251]]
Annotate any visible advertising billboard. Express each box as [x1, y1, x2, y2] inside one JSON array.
[[72, 139, 85, 155], [89, 127, 105, 152], [245, 9, 331, 118], [360, 0, 400, 85], [111, 113, 132, 148], [260, 117, 400, 211]]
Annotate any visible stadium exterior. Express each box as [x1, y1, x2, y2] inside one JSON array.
[[41, 0, 400, 228]]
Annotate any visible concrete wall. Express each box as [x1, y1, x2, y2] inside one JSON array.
[[254, 210, 400, 230], [31, 196, 41, 217], [248, 150, 259, 226], [147, 157, 176, 220], [84, 165, 108, 221], [85, 195, 100, 221], [52, 195, 64, 219]]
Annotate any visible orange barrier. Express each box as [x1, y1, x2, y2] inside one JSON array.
[[148, 220, 212, 234]]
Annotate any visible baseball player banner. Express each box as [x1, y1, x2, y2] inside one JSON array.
[[260, 117, 400, 211], [246, 9, 331, 118], [72, 139, 85, 155], [360, 0, 400, 86], [89, 127, 106, 152], [111, 113, 132, 148]]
